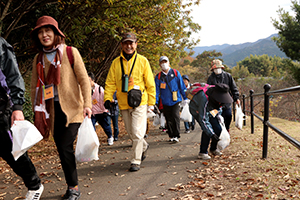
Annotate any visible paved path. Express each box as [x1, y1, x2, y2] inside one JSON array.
[[1, 122, 207, 200]]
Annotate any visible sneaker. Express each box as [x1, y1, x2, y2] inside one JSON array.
[[191, 124, 195, 131], [169, 138, 173, 142], [114, 137, 118, 141], [25, 184, 44, 200], [198, 153, 211, 160], [184, 129, 190, 133], [210, 149, 222, 156], [107, 137, 114, 146], [162, 129, 167, 132], [141, 144, 150, 161], [129, 164, 140, 172], [172, 137, 179, 143], [62, 188, 81, 200]]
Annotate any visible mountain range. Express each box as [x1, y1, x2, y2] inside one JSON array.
[[188, 34, 287, 67]]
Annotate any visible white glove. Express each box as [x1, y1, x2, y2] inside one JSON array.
[[147, 105, 154, 112]]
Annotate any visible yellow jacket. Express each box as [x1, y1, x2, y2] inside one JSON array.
[[104, 51, 156, 110]]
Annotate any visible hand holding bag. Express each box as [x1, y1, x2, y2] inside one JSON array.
[[75, 117, 100, 162], [11, 120, 43, 161]]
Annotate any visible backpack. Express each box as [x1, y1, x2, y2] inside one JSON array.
[[185, 83, 211, 100], [157, 69, 177, 80], [66, 46, 74, 68]]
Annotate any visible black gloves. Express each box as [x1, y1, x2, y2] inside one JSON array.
[[104, 100, 111, 109], [212, 134, 220, 142]]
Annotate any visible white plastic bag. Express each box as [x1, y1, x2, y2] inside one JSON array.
[[11, 120, 43, 161], [217, 123, 230, 150], [75, 117, 100, 162], [235, 104, 245, 130], [147, 110, 156, 118], [153, 113, 160, 126], [160, 113, 166, 128], [180, 104, 192, 122]]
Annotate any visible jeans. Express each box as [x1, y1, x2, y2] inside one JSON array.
[[200, 115, 222, 154], [91, 113, 112, 138], [222, 107, 232, 131], [111, 114, 119, 139], [184, 117, 195, 131], [54, 101, 80, 187]]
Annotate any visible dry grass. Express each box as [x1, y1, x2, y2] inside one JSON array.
[[175, 116, 300, 199]]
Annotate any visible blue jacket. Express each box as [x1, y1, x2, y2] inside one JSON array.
[[188, 90, 222, 137], [155, 68, 187, 106]]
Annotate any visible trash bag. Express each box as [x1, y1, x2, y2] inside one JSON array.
[[160, 113, 166, 128], [147, 110, 156, 118], [235, 104, 245, 130], [153, 113, 160, 126], [75, 117, 100, 162], [217, 122, 230, 150], [180, 104, 192, 122], [11, 120, 43, 161]]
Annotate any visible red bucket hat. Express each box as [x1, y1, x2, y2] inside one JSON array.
[[30, 16, 65, 38]]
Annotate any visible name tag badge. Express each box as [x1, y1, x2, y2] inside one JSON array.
[[43, 84, 54, 100], [92, 99, 98, 105], [128, 77, 134, 86], [209, 109, 219, 117], [160, 83, 166, 89]]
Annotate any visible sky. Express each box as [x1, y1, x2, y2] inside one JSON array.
[[190, 0, 294, 47]]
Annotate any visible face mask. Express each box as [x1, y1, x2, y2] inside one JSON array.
[[214, 68, 222, 74], [161, 63, 170, 71]]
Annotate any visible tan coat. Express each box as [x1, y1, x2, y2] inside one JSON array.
[[30, 45, 91, 135]]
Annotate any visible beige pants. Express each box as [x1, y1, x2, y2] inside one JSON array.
[[121, 105, 148, 165]]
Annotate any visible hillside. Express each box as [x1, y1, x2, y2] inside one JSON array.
[[188, 34, 288, 68]]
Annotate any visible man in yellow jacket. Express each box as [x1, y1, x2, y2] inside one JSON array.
[[104, 32, 156, 172]]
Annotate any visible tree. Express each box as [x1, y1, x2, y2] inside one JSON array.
[[1, 0, 201, 84], [190, 50, 222, 81], [272, 1, 300, 60], [231, 64, 251, 79], [236, 54, 286, 77]]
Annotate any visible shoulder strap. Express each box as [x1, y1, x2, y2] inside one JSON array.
[[158, 69, 176, 80], [173, 69, 177, 77], [158, 72, 162, 80], [66, 46, 74, 69], [120, 54, 138, 78]]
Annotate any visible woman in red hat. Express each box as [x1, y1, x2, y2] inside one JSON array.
[[30, 16, 92, 200]]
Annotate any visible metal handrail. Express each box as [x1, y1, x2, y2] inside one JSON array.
[[241, 84, 300, 159]]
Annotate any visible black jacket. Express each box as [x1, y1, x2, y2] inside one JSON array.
[[0, 37, 25, 111], [207, 71, 239, 108]]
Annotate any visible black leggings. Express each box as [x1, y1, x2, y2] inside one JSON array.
[[53, 101, 80, 187]]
